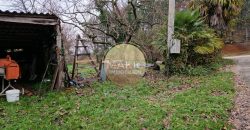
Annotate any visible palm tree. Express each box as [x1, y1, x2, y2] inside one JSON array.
[[152, 10, 223, 71], [189, 0, 245, 31]]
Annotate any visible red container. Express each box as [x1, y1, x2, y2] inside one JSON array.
[[5, 62, 20, 80], [0, 55, 20, 80]]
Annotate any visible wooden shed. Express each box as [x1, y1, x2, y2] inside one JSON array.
[[0, 10, 68, 90]]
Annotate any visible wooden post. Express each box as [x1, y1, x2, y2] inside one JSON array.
[[165, 0, 175, 77], [100, 62, 106, 81], [56, 59, 64, 90], [51, 24, 63, 90], [71, 35, 80, 79], [51, 63, 59, 90]]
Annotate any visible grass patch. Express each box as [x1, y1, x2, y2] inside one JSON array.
[[0, 72, 235, 129], [163, 73, 235, 129], [173, 59, 235, 76], [67, 64, 97, 77]]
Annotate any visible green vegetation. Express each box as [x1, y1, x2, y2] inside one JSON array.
[[164, 72, 234, 129], [152, 10, 224, 74], [174, 58, 234, 76], [2, 0, 243, 129], [175, 10, 223, 55], [67, 64, 97, 78], [189, 0, 244, 30], [0, 69, 235, 129]]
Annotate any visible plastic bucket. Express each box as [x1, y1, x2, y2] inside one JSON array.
[[6, 89, 20, 102]]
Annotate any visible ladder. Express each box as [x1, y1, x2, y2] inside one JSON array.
[[71, 35, 99, 79]]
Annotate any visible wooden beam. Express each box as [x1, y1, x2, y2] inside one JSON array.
[[0, 16, 58, 25], [56, 25, 62, 48]]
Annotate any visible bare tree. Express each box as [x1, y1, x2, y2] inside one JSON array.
[[61, 24, 75, 62], [10, 0, 169, 62], [10, 0, 168, 44], [11, 0, 37, 12], [10, 0, 76, 62], [51, 0, 168, 45]]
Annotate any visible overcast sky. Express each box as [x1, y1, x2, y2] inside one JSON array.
[[0, 0, 13, 11], [0, 0, 92, 15]]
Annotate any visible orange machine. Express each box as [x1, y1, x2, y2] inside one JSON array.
[[0, 55, 20, 80]]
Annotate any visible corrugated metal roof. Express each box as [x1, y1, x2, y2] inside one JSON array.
[[0, 10, 58, 19], [0, 10, 60, 25]]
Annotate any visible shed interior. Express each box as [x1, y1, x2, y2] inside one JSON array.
[[0, 21, 57, 83]]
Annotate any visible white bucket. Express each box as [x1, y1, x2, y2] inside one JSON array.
[[6, 89, 20, 102]]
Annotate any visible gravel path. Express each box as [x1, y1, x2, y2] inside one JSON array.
[[225, 55, 250, 130]]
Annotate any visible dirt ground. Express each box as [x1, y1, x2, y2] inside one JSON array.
[[222, 44, 250, 56], [225, 56, 250, 130]]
